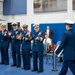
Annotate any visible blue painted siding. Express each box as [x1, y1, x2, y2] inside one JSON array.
[[31, 23, 75, 44]]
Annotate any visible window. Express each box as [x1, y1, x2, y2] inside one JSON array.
[[0, 2, 3, 14], [73, 0, 75, 10], [3, 0, 27, 15], [34, 0, 67, 13]]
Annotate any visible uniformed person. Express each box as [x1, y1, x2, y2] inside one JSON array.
[[17, 26, 23, 44], [21, 24, 32, 70], [32, 25, 44, 73], [56, 20, 75, 75], [0, 24, 9, 65], [8, 23, 21, 67]]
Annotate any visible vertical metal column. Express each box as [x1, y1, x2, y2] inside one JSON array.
[[52, 45, 58, 71]]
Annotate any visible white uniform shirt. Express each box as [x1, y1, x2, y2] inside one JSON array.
[[43, 38, 52, 45]]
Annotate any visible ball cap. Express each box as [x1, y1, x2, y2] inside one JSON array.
[[65, 20, 74, 25], [23, 24, 28, 28], [2, 23, 6, 27], [34, 25, 39, 29], [11, 23, 18, 26], [33, 24, 39, 29]]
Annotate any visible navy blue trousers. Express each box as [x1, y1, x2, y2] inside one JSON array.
[[11, 47, 21, 66], [0, 47, 9, 64], [59, 60, 75, 75], [22, 49, 30, 69], [33, 51, 43, 71]]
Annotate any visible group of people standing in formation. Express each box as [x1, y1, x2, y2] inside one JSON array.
[[0, 23, 53, 73], [0, 20, 75, 75]]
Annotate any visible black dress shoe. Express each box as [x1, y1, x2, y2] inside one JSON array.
[[0, 62, 5, 64], [16, 65, 21, 68], [37, 70, 43, 73], [5, 63, 9, 65], [22, 68, 26, 70], [22, 68, 30, 70], [25, 68, 30, 70], [32, 69, 38, 72], [11, 64, 16, 67]]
